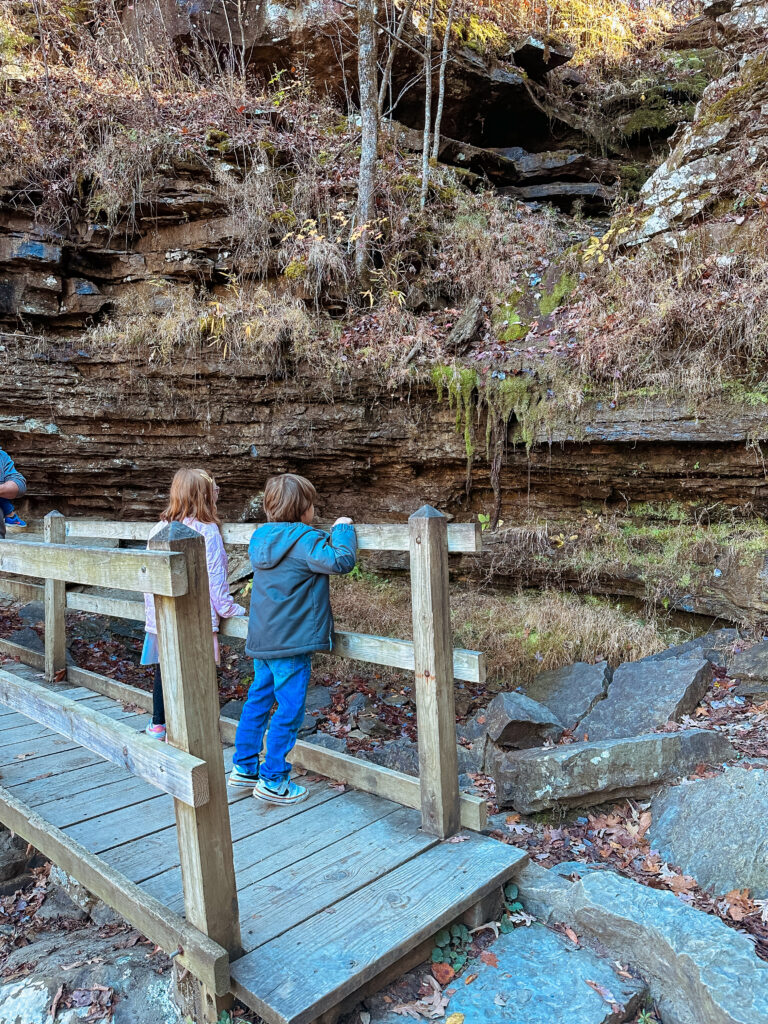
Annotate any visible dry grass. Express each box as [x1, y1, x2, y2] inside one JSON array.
[[568, 221, 768, 397], [327, 569, 681, 688]]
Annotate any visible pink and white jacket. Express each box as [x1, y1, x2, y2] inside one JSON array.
[[144, 517, 245, 635]]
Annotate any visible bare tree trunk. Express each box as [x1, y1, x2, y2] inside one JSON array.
[[377, 0, 416, 119], [419, 0, 436, 210], [431, 0, 455, 162], [355, 0, 379, 280]]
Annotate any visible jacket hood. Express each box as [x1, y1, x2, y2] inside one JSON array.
[[249, 522, 317, 569]]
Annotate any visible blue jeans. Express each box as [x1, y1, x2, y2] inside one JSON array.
[[0, 498, 14, 517], [233, 655, 312, 784]]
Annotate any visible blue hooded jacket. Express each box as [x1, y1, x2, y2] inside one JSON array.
[[245, 521, 357, 659]]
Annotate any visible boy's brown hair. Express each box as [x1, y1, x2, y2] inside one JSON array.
[[264, 473, 316, 523], [162, 468, 220, 525]]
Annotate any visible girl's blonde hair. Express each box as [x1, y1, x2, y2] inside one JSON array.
[[162, 468, 220, 526]]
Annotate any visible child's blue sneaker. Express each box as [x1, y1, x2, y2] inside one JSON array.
[[4, 513, 26, 528], [228, 767, 260, 789], [145, 722, 166, 741], [253, 777, 308, 805]]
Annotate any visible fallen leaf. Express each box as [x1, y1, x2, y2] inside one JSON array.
[[54, 668, 67, 682], [447, 834, 470, 843], [15, 752, 34, 760], [49, 983, 64, 1020], [585, 979, 623, 1014], [563, 926, 579, 945], [464, 974, 478, 985], [479, 950, 498, 967], [445, 1015, 465, 1024], [431, 962, 455, 986]]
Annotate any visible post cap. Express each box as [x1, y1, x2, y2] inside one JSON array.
[[409, 504, 446, 520], [148, 521, 201, 545]]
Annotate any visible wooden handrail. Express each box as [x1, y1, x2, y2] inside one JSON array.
[[62, 518, 482, 554], [0, 539, 188, 595], [0, 668, 209, 807]]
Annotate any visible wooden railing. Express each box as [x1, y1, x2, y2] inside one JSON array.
[[0, 507, 487, 835], [0, 520, 239, 1006]]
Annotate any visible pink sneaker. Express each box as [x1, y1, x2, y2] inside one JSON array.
[[145, 722, 167, 741]]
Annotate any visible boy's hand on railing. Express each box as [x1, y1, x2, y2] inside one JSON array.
[[333, 517, 354, 526]]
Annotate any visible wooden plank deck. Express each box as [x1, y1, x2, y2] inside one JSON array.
[[0, 665, 525, 1024]]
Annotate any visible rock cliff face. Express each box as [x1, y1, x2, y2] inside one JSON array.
[[632, 0, 768, 243], [3, 342, 768, 521]]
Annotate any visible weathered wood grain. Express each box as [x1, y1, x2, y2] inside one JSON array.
[[409, 506, 460, 838], [64, 519, 482, 554], [0, 669, 208, 806], [0, 540, 188, 595], [237, 805, 436, 950], [230, 834, 526, 1024], [0, 783, 231, 996], [43, 512, 67, 682], [143, 789, 383, 916], [150, 523, 241, 959]]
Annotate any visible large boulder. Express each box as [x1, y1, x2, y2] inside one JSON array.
[[647, 629, 738, 667], [578, 657, 712, 741], [557, 870, 768, 1024], [525, 661, 612, 731], [650, 766, 768, 898], [491, 728, 733, 811], [442, 922, 646, 1024], [484, 691, 564, 749], [730, 640, 768, 697]]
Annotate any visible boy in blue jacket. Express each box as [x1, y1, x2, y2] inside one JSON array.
[[229, 473, 357, 804], [0, 449, 27, 529]]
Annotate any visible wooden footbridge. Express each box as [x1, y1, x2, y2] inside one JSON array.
[[0, 510, 524, 1023]]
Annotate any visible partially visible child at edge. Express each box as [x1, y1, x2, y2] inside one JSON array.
[[142, 468, 246, 740], [229, 473, 356, 805]]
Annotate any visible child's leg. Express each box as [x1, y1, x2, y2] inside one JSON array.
[[152, 664, 165, 726], [260, 655, 312, 785], [0, 498, 14, 517], [233, 659, 277, 775]]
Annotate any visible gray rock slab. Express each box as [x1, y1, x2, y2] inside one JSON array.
[[0, 929, 181, 1024], [34, 886, 89, 925], [361, 737, 480, 776], [650, 766, 768, 898], [526, 661, 612, 730], [730, 640, 768, 695], [647, 629, 738, 667], [578, 657, 712, 741], [8, 626, 44, 655], [561, 870, 768, 1024], [0, 826, 33, 884], [485, 691, 564, 748], [491, 728, 733, 812], [443, 922, 646, 1024]]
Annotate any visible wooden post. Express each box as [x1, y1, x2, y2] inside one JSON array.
[[149, 523, 241, 1021], [44, 512, 67, 682], [408, 505, 460, 838]]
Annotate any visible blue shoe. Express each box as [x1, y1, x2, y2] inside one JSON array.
[[145, 722, 166, 741], [253, 777, 308, 805], [228, 767, 260, 789], [4, 514, 26, 528]]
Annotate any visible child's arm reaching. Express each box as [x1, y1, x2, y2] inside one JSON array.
[[304, 520, 357, 575]]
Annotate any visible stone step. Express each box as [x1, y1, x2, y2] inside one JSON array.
[[367, 921, 646, 1024]]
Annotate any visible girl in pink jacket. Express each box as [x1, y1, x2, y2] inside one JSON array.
[[142, 468, 245, 740]]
